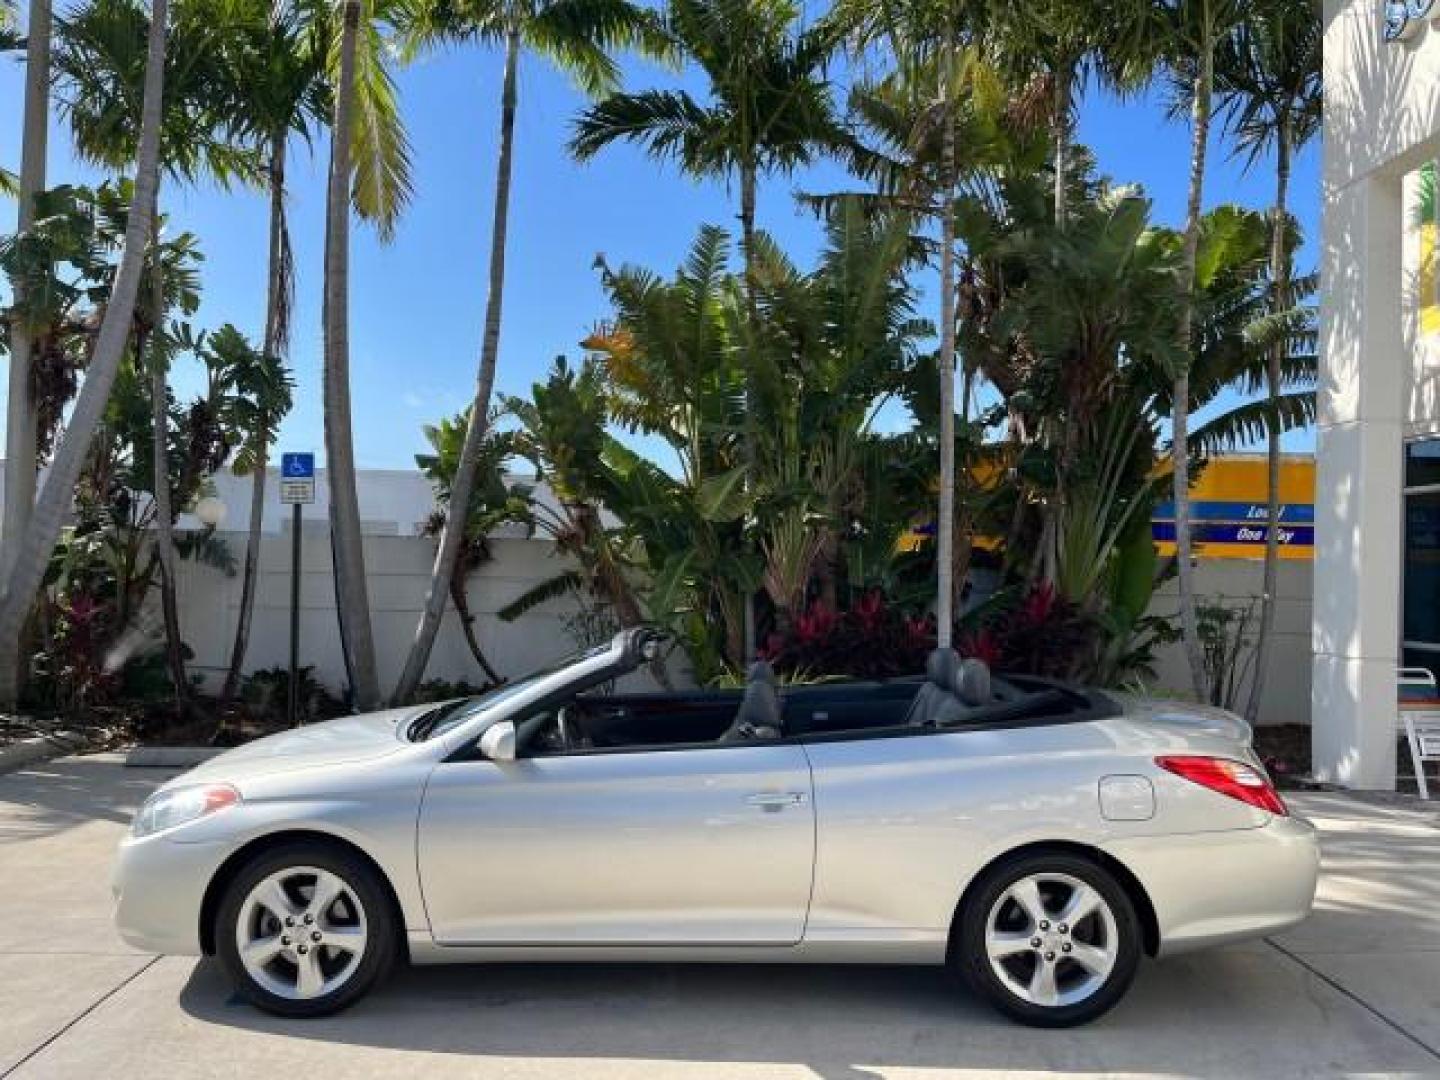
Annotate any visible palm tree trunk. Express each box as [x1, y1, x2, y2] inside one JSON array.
[[936, 68, 957, 649], [2, 0, 50, 592], [147, 214, 187, 707], [0, 0, 167, 710], [221, 130, 288, 702], [739, 160, 758, 663], [322, 0, 381, 711], [1052, 61, 1071, 229], [1172, 41, 1214, 701], [392, 29, 519, 704], [1243, 120, 1291, 724], [449, 564, 501, 686], [1, 0, 52, 698]]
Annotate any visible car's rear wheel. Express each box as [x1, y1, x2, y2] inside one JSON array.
[[955, 852, 1141, 1027], [215, 842, 396, 1017]]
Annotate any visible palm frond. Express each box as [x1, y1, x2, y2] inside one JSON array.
[[1189, 390, 1316, 456], [497, 569, 586, 622]]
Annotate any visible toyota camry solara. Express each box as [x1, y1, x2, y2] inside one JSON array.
[[113, 627, 1318, 1027]]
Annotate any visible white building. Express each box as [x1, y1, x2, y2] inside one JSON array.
[[1317, 0, 1440, 787]]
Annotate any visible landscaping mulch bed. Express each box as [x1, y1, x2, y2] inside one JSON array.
[[2, 700, 293, 753], [1254, 724, 1312, 789]]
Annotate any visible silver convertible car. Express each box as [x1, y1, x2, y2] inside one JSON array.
[[114, 627, 1318, 1027]]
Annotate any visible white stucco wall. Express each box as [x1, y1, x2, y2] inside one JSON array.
[[1149, 560, 1315, 725], [1317, 0, 1440, 786]]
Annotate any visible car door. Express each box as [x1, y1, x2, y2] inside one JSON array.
[[417, 738, 816, 946]]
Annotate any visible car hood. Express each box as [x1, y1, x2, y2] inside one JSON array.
[[1109, 694, 1254, 749], [177, 707, 420, 786]]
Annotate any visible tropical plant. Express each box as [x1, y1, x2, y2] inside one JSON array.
[[241, 664, 344, 723], [215, 327, 295, 699], [391, 0, 667, 703], [571, 0, 847, 657], [761, 591, 934, 680], [985, 0, 1161, 228], [582, 227, 755, 671], [959, 581, 1096, 679], [0, 0, 166, 711], [502, 357, 652, 634], [51, 0, 265, 704], [1195, 594, 1258, 709], [1213, 0, 1321, 723], [414, 408, 531, 688]]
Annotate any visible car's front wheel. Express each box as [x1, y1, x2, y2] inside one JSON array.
[[215, 842, 397, 1017], [955, 852, 1142, 1027]]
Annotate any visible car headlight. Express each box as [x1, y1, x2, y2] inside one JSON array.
[[132, 784, 240, 838]]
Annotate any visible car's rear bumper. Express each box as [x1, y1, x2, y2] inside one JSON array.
[[1103, 813, 1319, 955], [112, 834, 232, 956]]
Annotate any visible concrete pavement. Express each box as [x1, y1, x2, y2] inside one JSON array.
[[1, 756, 1438, 1079]]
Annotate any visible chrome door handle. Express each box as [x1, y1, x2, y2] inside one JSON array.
[[745, 792, 808, 810]]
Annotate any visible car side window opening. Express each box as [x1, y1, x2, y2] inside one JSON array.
[[502, 677, 1107, 760]]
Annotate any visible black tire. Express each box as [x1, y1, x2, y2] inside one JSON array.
[[954, 852, 1142, 1027], [215, 841, 398, 1018]]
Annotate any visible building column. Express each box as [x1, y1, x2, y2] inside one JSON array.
[[1313, 173, 1403, 789]]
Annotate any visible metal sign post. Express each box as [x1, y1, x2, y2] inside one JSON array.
[[279, 453, 316, 725]]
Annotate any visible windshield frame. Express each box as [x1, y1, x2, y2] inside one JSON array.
[[407, 642, 616, 743]]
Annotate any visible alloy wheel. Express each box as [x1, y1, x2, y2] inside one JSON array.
[[983, 871, 1119, 1008], [235, 866, 369, 1001]]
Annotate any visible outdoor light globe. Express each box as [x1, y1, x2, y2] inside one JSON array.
[[194, 496, 227, 528]]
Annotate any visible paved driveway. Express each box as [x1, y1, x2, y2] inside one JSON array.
[[1, 755, 1437, 1080]]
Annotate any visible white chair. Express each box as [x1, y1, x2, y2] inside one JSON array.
[[1397, 667, 1440, 800]]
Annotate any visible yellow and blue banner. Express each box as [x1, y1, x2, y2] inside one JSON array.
[[1152, 455, 1314, 561]]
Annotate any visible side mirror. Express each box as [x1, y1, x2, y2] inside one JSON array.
[[478, 720, 517, 762]]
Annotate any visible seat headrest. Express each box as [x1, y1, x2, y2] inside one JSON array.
[[748, 660, 778, 686], [925, 648, 961, 688], [954, 658, 992, 706]]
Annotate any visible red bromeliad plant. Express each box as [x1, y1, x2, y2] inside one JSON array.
[[958, 582, 1096, 679], [761, 591, 935, 680]]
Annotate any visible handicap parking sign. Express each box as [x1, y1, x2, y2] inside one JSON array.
[[279, 452, 316, 504], [281, 452, 315, 479]]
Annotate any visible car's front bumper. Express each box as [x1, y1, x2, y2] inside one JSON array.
[[112, 832, 234, 955], [1104, 813, 1320, 955]]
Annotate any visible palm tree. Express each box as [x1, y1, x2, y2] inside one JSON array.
[[1164, 0, 1248, 701], [2, 0, 51, 614], [323, 0, 414, 710], [0, 0, 167, 710], [52, 0, 255, 703], [570, 0, 845, 657], [390, 0, 665, 705], [830, 0, 988, 646], [1214, 0, 1320, 723], [986, 0, 1160, 229], [216, 0, 328, 701], [218, 328, 296, 700]]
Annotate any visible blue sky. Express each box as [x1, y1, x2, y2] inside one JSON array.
[[1, 40, 1320, 471]]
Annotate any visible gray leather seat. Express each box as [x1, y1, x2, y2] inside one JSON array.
[[955, 658, 992, 706], [721, 661, 783, 741], [905, 649, 967, 727]]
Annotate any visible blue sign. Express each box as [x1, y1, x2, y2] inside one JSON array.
[[1152, 522, 1314, 547], [281, 452, 315, 479]]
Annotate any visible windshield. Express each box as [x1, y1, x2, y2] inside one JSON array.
[[408, 643, 612, 742]]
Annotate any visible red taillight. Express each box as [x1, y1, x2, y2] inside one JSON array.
[[1155, 755, 1288, 816]]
